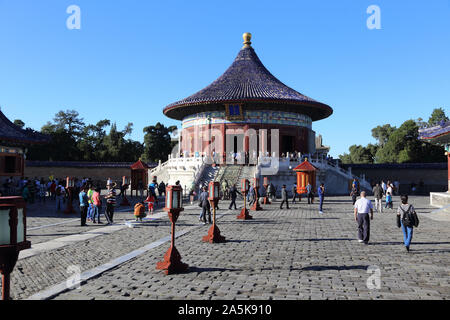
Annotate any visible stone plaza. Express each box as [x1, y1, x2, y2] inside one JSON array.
[[1, 194, 449, 300]]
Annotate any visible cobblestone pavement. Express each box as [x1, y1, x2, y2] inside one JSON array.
[[2, 195, 449, 300]]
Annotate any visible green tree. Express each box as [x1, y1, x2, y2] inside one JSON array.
[[371, 124, 396, 146], [428, 108, 449, 126], [374, 120, 443, 163], [53, 110, 85, 138], [142, 122, 177, 163], [339, 144, 377, 164], [77, 120, 111, 161]]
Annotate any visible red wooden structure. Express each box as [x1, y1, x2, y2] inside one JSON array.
[[202, 181, 226, 243], [0, 197, 31, 300], [293, 159, 318, 195], [156, 185, 188, 275], [130, 160, 149, 197]]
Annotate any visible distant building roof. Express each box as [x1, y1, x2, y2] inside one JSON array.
[[293, 159, 318, 172], [164, 33, 333, 121], [418, 121, 450, 145], [0, 110, 49, 145], [131, 159, 150, 170]]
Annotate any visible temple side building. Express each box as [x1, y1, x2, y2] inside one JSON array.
[[0, 110, 48, 178], [419, 120, 450, 208]]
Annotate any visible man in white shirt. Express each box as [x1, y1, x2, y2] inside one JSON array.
[[354, 191, 374, 244]]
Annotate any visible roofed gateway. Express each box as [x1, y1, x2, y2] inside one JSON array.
[[0, 110, 49, 177], [164, 33, 333, 163]]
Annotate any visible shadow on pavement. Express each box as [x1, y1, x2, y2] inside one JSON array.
[[299, 265, 368, 271], [188, 267, 243, 273]]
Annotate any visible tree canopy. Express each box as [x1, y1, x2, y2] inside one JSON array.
[[339, 108, 447, 164], [25, 110, 175, 163], [141, 122, 177, 163]]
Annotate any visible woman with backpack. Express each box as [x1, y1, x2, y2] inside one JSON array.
[[397, 194, 419, 252]]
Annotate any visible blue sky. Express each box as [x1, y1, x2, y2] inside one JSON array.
[[0, 0, 449, 157]]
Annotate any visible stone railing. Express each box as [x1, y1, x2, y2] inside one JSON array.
[[150, 156, 205, 175], [256, 156, 372, 191]]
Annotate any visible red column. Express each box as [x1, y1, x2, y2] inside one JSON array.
[[447, 152, 450, 192], [244, 125, 249, 153], [221, 124, 226, 164]]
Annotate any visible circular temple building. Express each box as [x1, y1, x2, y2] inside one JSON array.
[[164, 33, 333, 163]]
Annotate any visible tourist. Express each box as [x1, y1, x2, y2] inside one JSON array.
[[385, 192, 393, 210], [280, 185, 289, 209], [291, 184, 299, 204], [22, 182, 30, 203], [79, 186, 89, 226], [158, 181, 166, 197], [387, 181, 393, 196], [247, 184, 255, 206], [199, 186, 211, 225], [134, 202, 146, 222], [148, 179, 158, 199], [394, 180, 400, 195], [222, 180, 228, 200], [353, 191, 374, 244], [269, 183, 276, 200], [381, 180, 387, 195], [410, 182, 417, 194], [228, 184, 241, 210], [372, 183, 384, 213], [397, 194, 419, 252], [306, 182, 314, 204], [87, 185, 94, 222], [38, 179, 47, 203], [266, 183, 272, 200], [28, 180, 36, 204], [145, 193, 155, 215], [50, 180, 57, 200], [350, 185, 358, 206], [105, 183, 117, 224], [318, 183, 325, 214], [92, 187, 102, 224], [55, 184, 64, 212], [352, 178, 360, 194]]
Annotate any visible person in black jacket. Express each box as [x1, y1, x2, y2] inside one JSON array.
[[292, 184, 299, 204], [397, 194, 419, 252], [372, 183, 384, 213], [199, 186, 211, 225], [280, 185, 289, 209], [228, 184, 241, 210]]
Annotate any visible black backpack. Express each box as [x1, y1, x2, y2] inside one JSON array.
[[400, 205, 417, 228]]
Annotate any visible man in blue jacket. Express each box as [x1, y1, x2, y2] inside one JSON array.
[[318, 183, 325, 214], [79, 186, 89, 226]]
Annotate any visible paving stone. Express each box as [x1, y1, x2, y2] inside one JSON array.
[[3, 195, 449, 300]]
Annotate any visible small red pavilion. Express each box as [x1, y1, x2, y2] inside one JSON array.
[[293, 159, 318, 195], [130, 160, 149, 196]]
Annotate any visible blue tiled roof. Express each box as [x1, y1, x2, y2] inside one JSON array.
[[0, 110, 49, 145], [164, 45, 333, 121], [418, 121, 450, 141]]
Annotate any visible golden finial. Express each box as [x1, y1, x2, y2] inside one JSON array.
[[242, 32, 252, 48]]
